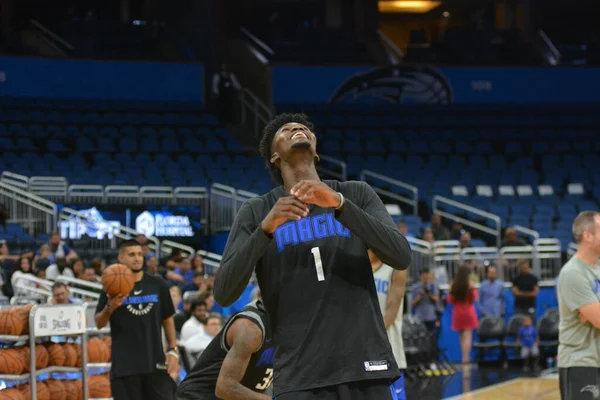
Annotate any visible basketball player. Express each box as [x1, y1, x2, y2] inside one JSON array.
[[557, 211, 600, 400], [370, 249, 408, 400], [95, 239, 180, 400], [214, 113, 412, 399], [176, 299, 274, 400]]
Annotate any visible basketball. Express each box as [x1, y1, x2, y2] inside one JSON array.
[[87, 337, 109, 363], [73, 343, 82, 367], [46, 379, 67, 400], [35, 344, 49, 369], [62, 344, 77, 367], [16, 346, 30, 372], [99, 336, 112, 361], [0, 309, 24, 336], [64, 380, 82, 400], [36, 381, 50, 400], [88, 374, 111, 398], [101, 263, 135, 297], [0, 388, 25, 400], [45, 342, 66, 366], [13, 305, 33, 335], [0, 348, 24, 375], [17, 382, 31, 400]]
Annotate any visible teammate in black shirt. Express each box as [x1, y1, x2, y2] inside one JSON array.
[[214, 113, 412, 399], [176, 299, 274, 400], [95, 239, 180, 400]]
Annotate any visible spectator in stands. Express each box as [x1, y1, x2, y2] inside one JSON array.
[[192, 255, 205, 275], [45, 257, 75, 281], [0, 239, 19, 263], [501, 228, 527, 247], [90, 257, 106, 277], [197, 291, 216, 313], [182, 313, 224, 360], [397, 222, 412, 239], [165, 249, 184, 271], [11, 256, 35, 297], [431, 214, 450, 241], [48, 282, 82, 305], [33, 245, 53, 271], [479, 266, 505, 318], [517, 315, 539, 372], [135, 234, 153, 258], [422, 228, 435, 245], [451, 223, 464, 240], [511, 259, 539, 319], [448, 266, 479, 364], [70, 258, 85, 278], [173, 257, 194, 284], [171, 285, 183, 311], [174, 295, 192, 335], [212, 64, 241, 124], [182, 272, 207, 295], [0, 203, 8, 232], [180, 300, 208, 343], [81, 265, 99, 283], [459, 231, 472, 249], [41, 232, 78, 261], [410, 269, 441, 331]]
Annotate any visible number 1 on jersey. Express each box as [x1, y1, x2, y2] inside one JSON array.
[[311, 247, 325, 281]]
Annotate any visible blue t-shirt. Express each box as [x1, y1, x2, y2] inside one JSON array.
[[518, 326, 537, 347]]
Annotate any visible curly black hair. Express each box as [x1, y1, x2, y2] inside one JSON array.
[[259, 113, 315, 184]]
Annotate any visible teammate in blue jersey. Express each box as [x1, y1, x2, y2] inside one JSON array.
[[214, 113, 412, 399]]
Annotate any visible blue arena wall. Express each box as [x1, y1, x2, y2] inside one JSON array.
[[0, 56, 204, 102], [272, 65, 600, 104]]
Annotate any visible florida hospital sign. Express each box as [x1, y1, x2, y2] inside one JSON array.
[[135, 211, 194, 237]]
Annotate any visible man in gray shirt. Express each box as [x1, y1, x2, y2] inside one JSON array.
[[557, 211, 600, 400]]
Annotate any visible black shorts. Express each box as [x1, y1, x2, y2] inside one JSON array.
[[111, 370, 177, 400], [275, 379, 398, 400], [559, 367, 600, 400]]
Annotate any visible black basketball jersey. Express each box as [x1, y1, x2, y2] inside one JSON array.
[[214, 180, 412, 396], [176, 300, 274, 399]]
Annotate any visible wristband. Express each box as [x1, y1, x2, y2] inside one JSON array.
[[335, 192, 345, 210], [167, 350, 180, 359]]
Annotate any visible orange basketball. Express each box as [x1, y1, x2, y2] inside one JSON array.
[[101, 263, 135, 297], [36, 381, 50, 400], [13, 305, 33, 335], [88, 374, 111, 398], [73, 343, 82, 367], [16, 346, 30, 373], [62, 344, 77, 367], [87, 337, 109, 363], [45, 342, 66, 366], [45, 379, 67, 400], [0, 348, 24, 375], [64, 380, 82, 400], [17, 382, 31, 400], [0, 388, 25, 400], [0, 309, 24, 336]]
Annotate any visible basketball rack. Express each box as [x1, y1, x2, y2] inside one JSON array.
[[0, 303, 90, 399]]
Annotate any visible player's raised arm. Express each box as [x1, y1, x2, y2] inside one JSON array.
[[216, 318, 271, 400]]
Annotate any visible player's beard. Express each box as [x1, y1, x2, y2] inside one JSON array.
[[131, 267, 143, 273], [291, 141, 311, 150]]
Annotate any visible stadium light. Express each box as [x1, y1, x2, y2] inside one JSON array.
[[379, 0, 442, 14]]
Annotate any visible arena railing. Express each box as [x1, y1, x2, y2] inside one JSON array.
[[160, 240, 196, 258], [196, 249, 222, 275], [360, 170, 418, 215], [240, 87, 273, 139], [55, 276, 103, 293], [28, 176, 69, 203], [432, 195, 502, 247], [0, 171, 30, 190], [0, 180, 57, 236], [567, 242, 577, 259], [407, 240, 562, 286], [512, 225, 540, 242], [210, 183, 237, 232], [318, 155, 347, 181]]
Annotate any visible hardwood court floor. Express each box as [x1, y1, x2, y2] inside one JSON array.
[[445, 376, 560, 400]]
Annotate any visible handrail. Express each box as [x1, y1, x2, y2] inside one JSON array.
[[30, 19, 74, 50], [0, 180, 58, 231], [240, 87, 274, 139], [539, 30, 560, 65], [433, 195, 502, 247], [360, 170, 418, 215], [55, 276, 103, 291], [0, 171, 29, 190], [318, 155, 347, 181], [377, 29, 403, 65], [161, 240, 196, 258], [240, 27, 274, 55], [512, 225, 540, 242]]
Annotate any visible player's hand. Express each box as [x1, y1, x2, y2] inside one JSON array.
[[107, 294, 125, 311], [290, 180, 342, 208], [166, 352, 180, 380], [261, 197, 309, 235]]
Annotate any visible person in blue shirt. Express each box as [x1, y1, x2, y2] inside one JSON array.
[[479, 266, 505, 317], [517, 315, 539, 371]]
